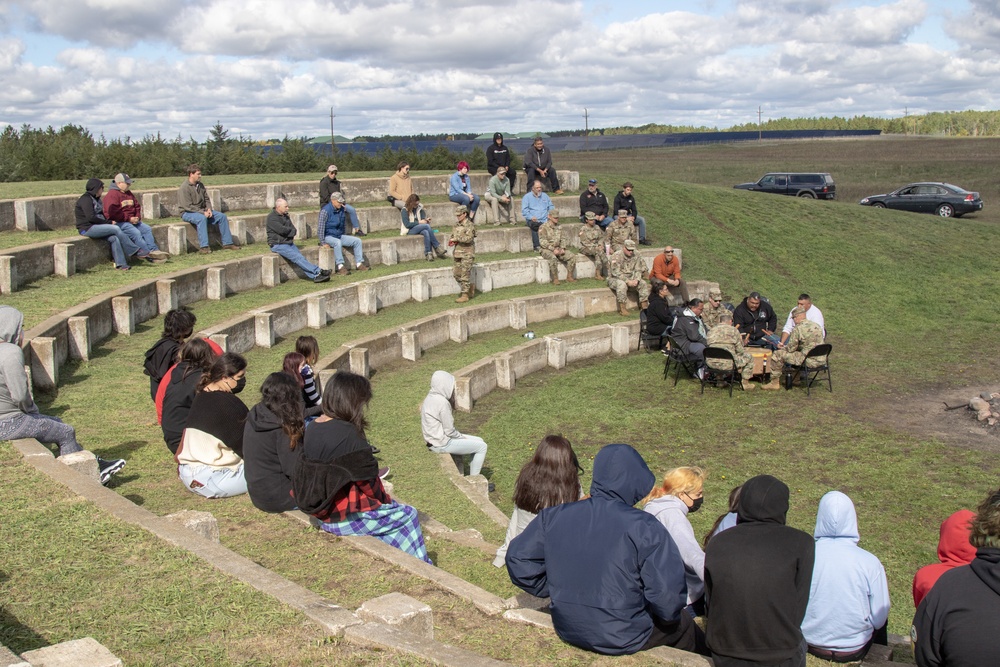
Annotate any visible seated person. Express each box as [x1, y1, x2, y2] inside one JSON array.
[[243, 372, 304, 513], [102, 173, 169, 262], [318, 193, 369, 275], [701, 287, 727, 329], [604, 209, 638, 253], [523, 137, 562, 194], [672, 298, 708, 369], [493, 435, 583, 567], [762, 306, 825, 390], [400, 194, 447, 261], [175, 353, 249, 499], [75, 178, 145, 270], [607, 240, 650, 316], [281, 352, 323, 420], [705, 310, 756, 391], [143, 308, 196, 402], [578, 178, 609, 225], [578, 212, 609, 280], [177, 164, 238, 254], [160, 338, 221, 452], [645, 279, 676, 348], [387, 161, 412, 210], [733, 291, 779, 349], [318, 165, 364, 235], [648, 246, 689, 304], [781, 293, 825, 345], [802, 491, 890, 663], [484, 166, 513, 225], [613, 182, 649, 244], [521, 179, 554, 251], [0, 306, 125, 485], [421, 371, 488, 477], [267, 198, 330, 283], [507, 444, 706, 656], [537, 211, 579, 284], [293, 371, 431, 563], [703, 485, 743, 548], [448, 161, 480, 220], [912, 509, 976, 608]]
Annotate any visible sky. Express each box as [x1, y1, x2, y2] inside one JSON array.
[[0, 0, 998, 141]]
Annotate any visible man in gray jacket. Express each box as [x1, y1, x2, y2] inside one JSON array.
[[177, 164, 238, 254]]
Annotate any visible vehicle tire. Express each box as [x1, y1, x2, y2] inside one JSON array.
[[871, 202, 886, 208], [797, 191, 816, 198], [936, 203, 955, 218]]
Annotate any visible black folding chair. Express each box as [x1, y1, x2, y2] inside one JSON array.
[[663, 334, 700, 386], [701, 347, 741, 396], [782, 343, 832, 396], [638, 310, 663, 352]]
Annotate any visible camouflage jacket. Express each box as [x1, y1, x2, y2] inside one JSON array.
[[608, 249, 646, 282], [452, 217, 476, 245], [702, 301, 727, 329], [706, 324, 747, 358], [538, 221, 564, 251], [578, 223, 605, 255], [604, 219, 637, 252], [786, 320, 825, 365]]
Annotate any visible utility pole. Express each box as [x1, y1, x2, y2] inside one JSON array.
[[758, 106, 762, 142], [330, 107, 336, 154], [584, 108, 589, 149]]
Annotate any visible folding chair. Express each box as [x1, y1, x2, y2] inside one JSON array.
[[701, 347, 741, 397], [638, 309, 663, 352], [782, 343, 832, 396], [663, 334, 700, 386]]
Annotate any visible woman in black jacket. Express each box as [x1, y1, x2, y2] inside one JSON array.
[[243, 373, 303, 513]]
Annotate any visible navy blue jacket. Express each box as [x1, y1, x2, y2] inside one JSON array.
[[506, 444, 687, 655]]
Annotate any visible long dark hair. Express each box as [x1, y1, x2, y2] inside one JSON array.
[[178, 338, 216, 379], [512, 435, 582, 514], [321, 371, 372, 435], [259, 372, 305, 449], [197, 352, 247, 392], [703, 484, 743, 548], [282, 352, 305, 388], [162, 308, 196, 341], [295, 335, 319, 365], [404, 194, 421, 214]]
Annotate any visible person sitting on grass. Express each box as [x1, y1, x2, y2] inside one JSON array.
[[175, 353, 249, 499], [0, 306, 125, 485], [295, 336, 322, 412], [420, 370, 489, 479], [293, 371, 430, 563], [281, 352, 323, 420], [318, 193, 368, 276], [401, 194, 447, 261], [493, 435, 583, 567], [143, 308, 196, 402], [912, 509, 976, 608], [703, 484, 742, 548], [243, 372, 304, 513], [159, 338, 220, 451]]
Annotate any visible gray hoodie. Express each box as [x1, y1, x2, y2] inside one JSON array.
[[0, 306, 38, 420], [420, 370, 462, 447]]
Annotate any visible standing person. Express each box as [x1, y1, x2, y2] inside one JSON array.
[[75, 178, 144, 271], [912, 509, 976, 608], [506, 444, 706, 656], [160, 338, 220, 453], [318, 193, 368, 276], [293, 371, 431, 563], [578, 212, 609, 280], [521, 179, 554, 251], [537, 211, 578, 284], [643, 466, 708, 615], [912, 488, 1000, 667], [317, 165, 365, 236], [704, 474, 815, 667], [448, 161, 480, 220], [102, 173, 169, 262], [0, 306, 125, 485], [802, 491, 890, 663], [614, 182, 650, 244], [267, 198, 330, 283], [401, 194, 447, 261], [449, 205, 476, 303], [484, 166, 513, 225], [607, 239, 651, 316], [143, 308, 197, 401], [648, 246, 689, 303], [177, 164, 238, 254], [242, 372, 304, 513], [175, 352, 249, 499], [421, 370, 489, 477], [523, 137, 562, 194], [493, 435, 583, 567], [578, 178, 609, 225], [485, 132, 515, 191], [387, 161, 413, 210]]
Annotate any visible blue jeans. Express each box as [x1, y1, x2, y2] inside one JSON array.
[[633, 215, 647, 240], [116, 221, 160, 254], [271, 243, 320, 279], [322, 235, 364, 267], [181, 211, 234, 248], [429, 435, 488, 476], [749, 333, 781, 351], [344, 204, 361, 232], [449, 193, 480, 216], [407, 224, 440, 253], [526, 221, 541, 249], [81, 224, 141, 267], [178, 463, 247, 498]]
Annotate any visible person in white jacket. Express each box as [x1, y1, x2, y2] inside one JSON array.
[[420, 370, 488, 476]]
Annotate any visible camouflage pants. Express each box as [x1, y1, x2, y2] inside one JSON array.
[[771, 348, 826, 374], [706, 349, 754, 380], [540, 249, 575, 279], [607, 278, 651, 304], [581, 250, 609, 278], [453, 253, 474, 294]]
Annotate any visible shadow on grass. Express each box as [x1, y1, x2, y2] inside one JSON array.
[[0, 575, 48, 653]]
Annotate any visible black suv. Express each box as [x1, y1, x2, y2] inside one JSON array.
[[734, 173, 836, 199]]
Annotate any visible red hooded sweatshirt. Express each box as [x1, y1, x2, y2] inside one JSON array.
[[912, 509, 976, 607]]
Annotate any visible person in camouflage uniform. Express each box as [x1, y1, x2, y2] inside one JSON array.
[[705, 310, 756, 390], [762, 306, 826, 389], [607, 239, 651, 316], [537, 211, 578, 285], [578, 211, 609, 280], [701, 287, 727, 329], [450, 205, 476, 303], [604, 209, 638, 254]]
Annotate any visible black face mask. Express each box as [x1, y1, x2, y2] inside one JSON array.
[[232, 376, 247, 394], [688, 496, 704, 513]]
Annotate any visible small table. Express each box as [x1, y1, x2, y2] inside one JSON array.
[[748, 349, 773, 378]]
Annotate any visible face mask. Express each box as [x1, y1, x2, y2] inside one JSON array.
[[688, 496, 704, 513], [232, 376, 247, 394]]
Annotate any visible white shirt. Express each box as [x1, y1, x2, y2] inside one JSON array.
[[782, 304, 825, 337]]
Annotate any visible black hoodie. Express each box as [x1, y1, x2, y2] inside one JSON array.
[[143, 337, 182, 401], [74, 178, 106, 232], [242, 402, 301, 513], [486, 132, 512, 176], [913, 547, 1000, 667], [704, 475, 815, 664]]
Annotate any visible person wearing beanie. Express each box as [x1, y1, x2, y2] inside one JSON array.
[[75, 178, 145, 270]]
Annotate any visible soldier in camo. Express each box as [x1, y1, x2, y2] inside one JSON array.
[[705, 310, 756, 390], [702, 287, 727, 329], [762, 306, 826, 389], [538, 211, 579, 285], [607, 239, 651, 316], [578, 211, 609, 280], [604, 208, 638, 254], [450, 205, 476, 303]]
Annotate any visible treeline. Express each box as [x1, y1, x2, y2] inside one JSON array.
[[0, 123, 485, 183], [727, 110, 1000, 136]]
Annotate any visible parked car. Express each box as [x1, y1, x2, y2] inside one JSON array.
[[858, 182, 984, 218], [733, 173, 836, 199]]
